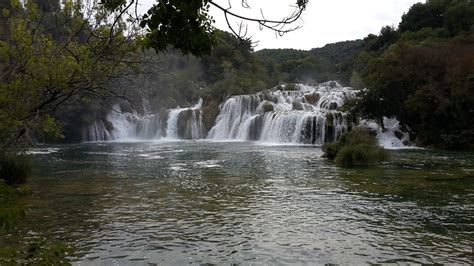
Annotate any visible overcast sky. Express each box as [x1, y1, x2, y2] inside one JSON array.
[[138, 0, 421, 50]]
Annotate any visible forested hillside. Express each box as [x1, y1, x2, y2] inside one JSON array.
[[255, 40, 364, 85], [350, 0, 474, 149]]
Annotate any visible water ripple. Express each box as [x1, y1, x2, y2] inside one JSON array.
[[3, 142, 472, 265]]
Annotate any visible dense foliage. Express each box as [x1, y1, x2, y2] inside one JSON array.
[[0, 182, 25, 230], [140, 0, 217, 56], [350, 0, 474, 149], [255, 40, 364, 84], [202, 31, 271, 99], [105, 0, 308, 56], [0, 0, 138, 148], [322, 128, 389, 167]]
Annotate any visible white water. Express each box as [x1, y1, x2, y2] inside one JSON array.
[[208, 82, 356, 144], [85, 99, 204, 141], [84, 82, 411, 148], [165, 99, 204, 140], [359, 117, 412, 149]]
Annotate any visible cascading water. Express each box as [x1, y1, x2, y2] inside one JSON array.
[[165, 99, 204, 140], [359, 117, 412, 149], [84, 82, 411, 147], [85, 99, 204, 141], [207, 82, 356, 144], [84, 104, 161, 142]]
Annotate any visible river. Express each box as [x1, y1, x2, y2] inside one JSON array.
[[1, 141, 473, 264]]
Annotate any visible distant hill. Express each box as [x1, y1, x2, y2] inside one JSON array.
[[309, 40, 365, 65], [254, 40, 364, 85]]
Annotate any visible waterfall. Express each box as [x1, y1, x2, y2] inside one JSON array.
[[83, 120, 112, 142], [165, 98, 204, 140], [165, 108, 183, 139], [207, 82, 356, 144], [359, 117, 412, 149], [85, 99, 203, 142], [84, 105, 162, 142], [83, 81, 412, 147]]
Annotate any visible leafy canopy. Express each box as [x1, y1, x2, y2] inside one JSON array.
[[104, 0, 308, 56], [0, 0, 138, 147], [351, 0, 474, 148]]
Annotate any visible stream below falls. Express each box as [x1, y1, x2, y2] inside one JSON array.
[[1, 141, 473, 264]]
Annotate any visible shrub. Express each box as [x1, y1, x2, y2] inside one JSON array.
[[322, 128, 389, 167], [321, 142, 340, 159], [0, 182, 25, 230], [0, 153, 32, 185]]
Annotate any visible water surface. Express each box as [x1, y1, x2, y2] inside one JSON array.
[[2, 141, 473, 264]]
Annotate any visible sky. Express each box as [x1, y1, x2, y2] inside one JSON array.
[[138, 0, 422, 51]]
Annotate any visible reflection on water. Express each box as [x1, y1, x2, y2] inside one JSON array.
[[1, 142, 473, 264]]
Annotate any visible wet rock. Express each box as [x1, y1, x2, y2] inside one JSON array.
[[325, 113, 335, 142], [394, 130, 404, 140], [304, 92, 320, 105], [102, 118, 114, 132], [261, 101, 274, 113], [329, 102, 338, 110], [292, 102, 304, 111], [248, 115, 263, 140], [326, 113, 334, 127], [177, 109, 193, 139], [202, 100, 220, 134]]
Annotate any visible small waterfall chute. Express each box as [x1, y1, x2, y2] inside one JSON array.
[[165, 98, 204, 140]]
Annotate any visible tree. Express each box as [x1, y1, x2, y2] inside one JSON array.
[[399, 1, 447, 33], [31, 0, 60, 12], [104, 0, 308, 56], [350, 0, 474, 148], [0, 0, 139, 148]]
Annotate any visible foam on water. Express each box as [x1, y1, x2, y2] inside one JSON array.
[[25, 148, 60, 155]]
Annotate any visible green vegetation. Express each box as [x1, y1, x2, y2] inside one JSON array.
[[202, 31, 271, 99], [322, 128, 389, 167], [0, 236, 72, 265], [255, 0, 473, 150], [0, 153, 32, 185], [255, 40, 364, 84], [136, 0, 307, 56], [0, 182, 25, 230], [350, 0, 474, 149], [0, 0, 139, 148]]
